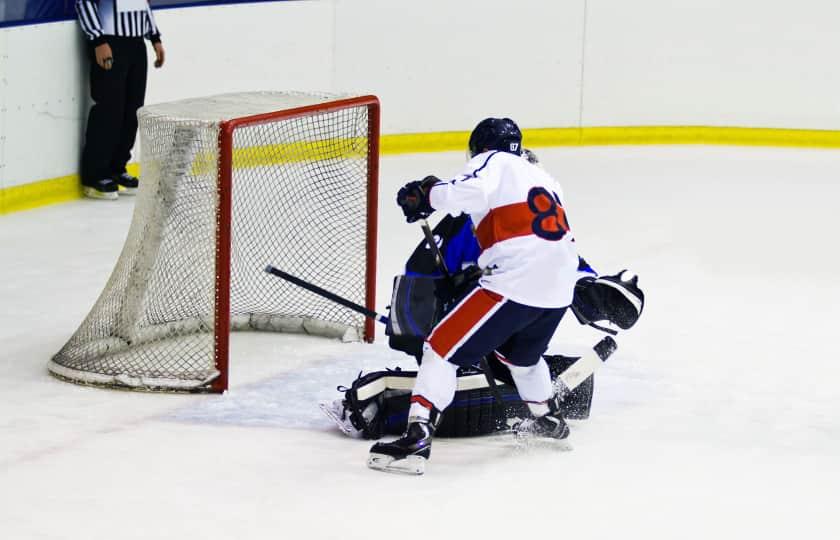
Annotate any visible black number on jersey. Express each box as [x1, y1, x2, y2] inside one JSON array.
[[527, 187, 570, 241]]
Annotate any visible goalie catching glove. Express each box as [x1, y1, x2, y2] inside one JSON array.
[[396, 175, 438, 223], [572, 270, 645, 331]]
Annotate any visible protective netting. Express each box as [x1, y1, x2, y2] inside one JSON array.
[[50, 92, 376, 391]]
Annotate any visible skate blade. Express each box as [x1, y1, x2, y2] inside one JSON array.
[[83, 187, 118, 200], [318, 401, 361, 438], [367, 453, 426, 475], [513, 435, 573, 452], [117, 186, 137, 196]]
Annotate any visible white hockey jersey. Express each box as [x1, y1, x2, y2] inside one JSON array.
[[428, 151, 579, 308]]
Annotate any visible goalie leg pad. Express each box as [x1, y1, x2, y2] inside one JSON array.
[[327, 361, 594, 440], [326, 357, 593, 439]]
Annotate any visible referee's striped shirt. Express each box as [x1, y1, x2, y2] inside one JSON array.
[[75, 0, 161, 46]]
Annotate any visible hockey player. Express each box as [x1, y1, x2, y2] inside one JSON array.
[[368, 118, 585, 474], [320, 211, 644, 441]]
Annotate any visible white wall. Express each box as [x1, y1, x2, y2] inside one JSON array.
[[0, 21, 89, 189], [2, 0, 840, 190], [582, 0, 840, 128], [331, 0, 585, 133]]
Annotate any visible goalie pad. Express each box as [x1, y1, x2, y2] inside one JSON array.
[[333, 355, 594, 440]]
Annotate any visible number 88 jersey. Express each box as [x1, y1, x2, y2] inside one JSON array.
[[428, 150, 580, 308]]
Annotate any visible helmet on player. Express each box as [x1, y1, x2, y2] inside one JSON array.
[[468, 117, 522, 158]]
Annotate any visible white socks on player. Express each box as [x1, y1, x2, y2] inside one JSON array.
[[410, 350, 555, 420], [505, 357, 554, 416], [409, 348, 458, 420]]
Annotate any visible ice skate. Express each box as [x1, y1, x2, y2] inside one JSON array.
[[113, 173, 139, 195], [82, 178, 118, 200], [367, 420, 434, 475], [512, 413, 570, 442], [512, 395, 572, 450]]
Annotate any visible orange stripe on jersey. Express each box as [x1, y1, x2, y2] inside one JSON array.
[[475, 197, 569, 250], [474, 202, 537, 250], [427, 288, 504, 359]]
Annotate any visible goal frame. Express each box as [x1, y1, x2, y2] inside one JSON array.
[[210, 95, 380, 392]]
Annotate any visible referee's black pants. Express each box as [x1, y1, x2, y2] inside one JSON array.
[[81, 36, 148, 186]]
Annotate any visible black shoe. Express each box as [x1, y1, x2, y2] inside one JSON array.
[[82, 178, 119, 200], [368, 420, 434, 475], [113, 173, 139, 195]]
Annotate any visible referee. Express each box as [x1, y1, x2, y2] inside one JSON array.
[[75, 0, 165, 200]]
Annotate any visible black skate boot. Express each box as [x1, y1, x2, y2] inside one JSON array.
[[113, 173, 139, 195], [512, 396, 570, 444], [367, 409, 441, 475], [82, 178, 118, 200]]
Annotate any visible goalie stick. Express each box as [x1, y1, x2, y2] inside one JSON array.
[[558, 335, 617, 394], [264, 265, 390, 325]]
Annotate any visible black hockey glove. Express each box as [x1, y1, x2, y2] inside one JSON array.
[[571, 270, 644, 330], [435, 264, 483, 309], [396, 175, 438, 223]]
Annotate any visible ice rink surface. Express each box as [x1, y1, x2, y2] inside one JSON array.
[[2, 146, 839, 539]]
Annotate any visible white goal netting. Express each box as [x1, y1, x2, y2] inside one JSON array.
[[50, 92, 379, 391]]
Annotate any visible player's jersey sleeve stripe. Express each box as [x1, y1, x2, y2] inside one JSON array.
[[431, 151, 498, 189], [462, 151, 498, 179], [474, 201, 537, 249], [427, 288, 504, 359]]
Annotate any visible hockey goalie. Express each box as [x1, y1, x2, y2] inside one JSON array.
[[319, 127, 644, 474]]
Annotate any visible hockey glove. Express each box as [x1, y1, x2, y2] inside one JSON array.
[[396, 176, 438, 223], [571, 270, 644, 330], [435, 265, 483, 309]]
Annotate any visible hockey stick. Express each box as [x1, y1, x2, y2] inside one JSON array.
[[419, 218, 451, 278], [264, 265, 390, 325]]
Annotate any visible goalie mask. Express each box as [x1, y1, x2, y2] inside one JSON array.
[[572, 270, 645, 330]]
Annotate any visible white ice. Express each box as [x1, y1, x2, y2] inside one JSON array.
[[2, 147, 839, 539]]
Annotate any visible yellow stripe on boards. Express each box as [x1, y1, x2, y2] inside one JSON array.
[[0, 163, 141, 216], [3, 127, 840, 216], [381, 131, 471, 154], [381, 126, 840, 152], [0, 175, 82, 215], [573, 126, 840, 148]]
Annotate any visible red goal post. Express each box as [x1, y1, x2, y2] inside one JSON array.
[[213, 96, 381, 392], [50, 92, 380, 393]]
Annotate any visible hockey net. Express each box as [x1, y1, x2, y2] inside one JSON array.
[[50, 92, 380, 392]]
